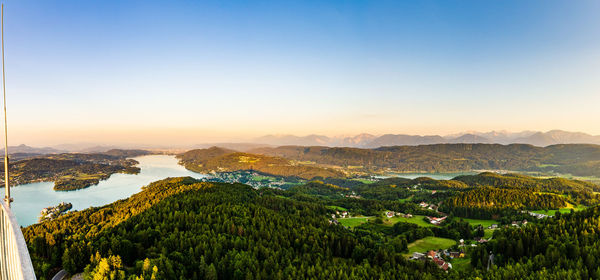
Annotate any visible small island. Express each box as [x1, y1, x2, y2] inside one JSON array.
[[53, 165, 141, 191], [39, 202, 72, 222]]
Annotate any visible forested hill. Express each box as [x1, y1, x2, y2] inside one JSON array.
[[248, 144, 600, 177], [177, 147, 345, 179], [471, 205, 600, 279], [453, 172, 600, 192], [22, 174, 600, 279], [1, 150, 149, 189], [23, 177, 445, 280]]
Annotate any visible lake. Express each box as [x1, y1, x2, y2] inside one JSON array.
[[384, 172, 477, 180], [9, 155, 206, 227]]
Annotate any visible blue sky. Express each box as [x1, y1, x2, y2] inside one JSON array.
[[5, 0, 600, 145]]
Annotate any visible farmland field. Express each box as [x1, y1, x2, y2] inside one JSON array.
[[338, 216, 370, 228], [405, 237, 457, 255], [460, 218, 497, 228], [530, 205, 586, 216], [327, 205, 348, 211], [451, 257, 471, 271], [384, 214, 435, 227]]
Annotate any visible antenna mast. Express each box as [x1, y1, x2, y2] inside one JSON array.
[[1, 4, 10, 207]]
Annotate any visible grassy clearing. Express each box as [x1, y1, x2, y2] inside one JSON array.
[[384, 215, 434, 227], [338, 217, 370, 228], [537, 164, 559, 168], [451, 257, 471, 271], [530, 205, 586, 216], [398, 196, 413, 202], [251, 175, 275, 181], [460, 218, 497, 228], [406, 237, 457, 255], [483, 229, 495, 239], [352, 178, 376, 184], [295, 161, 316, 165], [327, 205, 348, 211]]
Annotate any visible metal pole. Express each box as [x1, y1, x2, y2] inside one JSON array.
[[1, 4, 10, 207]]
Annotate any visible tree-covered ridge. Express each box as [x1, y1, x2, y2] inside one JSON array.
[[24, 177, 446, 280], [176, 146, 236, 163], [178, 147, 345, 180], [443, 187, 568, 212], [1, 150, 148, 189], [447, 173, 600, 210], [469, 206, 600, 279], [303, 173, 598, 220], [453, 172, 600, 192], [248, 144, 600, 177], [288, 180, 350, 196], [21, 173, 600, 279]]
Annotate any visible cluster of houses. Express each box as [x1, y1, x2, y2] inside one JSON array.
[[426, 216, 447, 225], [474, 237, 489, 244], [419, 201, 437, 211], [524, 211, 552, 219], [511, 219, 528, 227], [385, 211, 413, 218], [344, 191, 362, 199], [39, 202, 72, 222], [410, 249, 464, 271], [333, 211, 349, 219], [202, 171, 288, 189], [459, 239, 479, 247], [329, 211, 351, 225]]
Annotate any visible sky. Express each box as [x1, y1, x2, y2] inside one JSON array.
[[4, 0, 600, 146]]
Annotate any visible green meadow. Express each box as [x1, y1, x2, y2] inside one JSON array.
[[338, 216, 370, 228], [384, 214, 435, 227], [405, 237, 457, 255]]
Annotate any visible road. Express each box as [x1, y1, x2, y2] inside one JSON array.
[[52, 269, 67, 280]]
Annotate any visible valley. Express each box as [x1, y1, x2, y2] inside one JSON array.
[[6, 1, 598, 279], [20, 157, 600, 279], [6, 145, 600, 279]]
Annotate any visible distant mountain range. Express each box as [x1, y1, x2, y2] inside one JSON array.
[[0, 144, 64, 155], [252, 130, 600, 148]]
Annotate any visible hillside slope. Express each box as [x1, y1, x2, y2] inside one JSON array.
[[24, 177, 442, 279], [178, 147, 345, 179], [249, 144, 600, 177]]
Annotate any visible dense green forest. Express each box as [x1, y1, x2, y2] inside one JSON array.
[[24, 178, 447, 279], [453, 172, 600, 193], [470, 206, 600, 279], [178, 147, 345, 180], [22, 171, 600, 279], [248, 143, 600, 177], [441, 187, 568, 218]]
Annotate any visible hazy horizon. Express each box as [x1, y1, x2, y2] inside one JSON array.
[[6, 128, 600, 149], [5, 1, 600, 146]]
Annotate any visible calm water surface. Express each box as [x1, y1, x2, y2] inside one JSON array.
[[10, 155, 206, 226], [385, 172, 477, 180]]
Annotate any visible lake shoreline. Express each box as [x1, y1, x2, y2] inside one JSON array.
[[11, 155, 207, 227]]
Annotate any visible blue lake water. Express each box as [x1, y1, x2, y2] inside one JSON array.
[[384, 172, 477, 180], [9, 155, 206, 227], [8, 155, 479, 227]]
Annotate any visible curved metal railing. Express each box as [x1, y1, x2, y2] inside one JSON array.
[[0, 3, 35, 279], [0, 200, 35, 279]]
